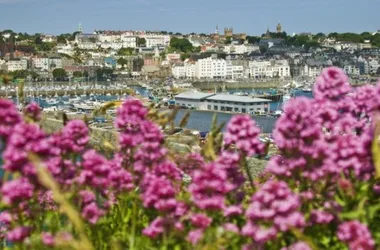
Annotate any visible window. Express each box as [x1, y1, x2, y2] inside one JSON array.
[[208, 105, 211, 110], [242, 108, 246, 113], [214, 106, 218, 111], [234, 108, 239, 112]]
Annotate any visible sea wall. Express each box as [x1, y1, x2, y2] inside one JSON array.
[[192, 80, 282, 90]]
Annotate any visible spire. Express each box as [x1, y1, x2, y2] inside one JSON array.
[[78, 22, 83, 33]]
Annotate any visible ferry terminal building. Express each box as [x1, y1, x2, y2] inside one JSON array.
[[174, 91, 271, 114]]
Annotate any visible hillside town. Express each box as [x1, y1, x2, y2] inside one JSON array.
[[1, 23, 380, 83]]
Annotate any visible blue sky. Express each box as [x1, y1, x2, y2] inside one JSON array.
[[0, 0, 379, 35]]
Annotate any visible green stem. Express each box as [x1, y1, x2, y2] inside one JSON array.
[[129, 201, 137, 250], [242, 156, 254, 190]]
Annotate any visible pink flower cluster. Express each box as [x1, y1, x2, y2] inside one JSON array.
[[224, 114, 264, 156], [337, 220, 375, 250], [23, 102, 41, 121], [243, 181, 305, 243], [269, 67, 375, 181]]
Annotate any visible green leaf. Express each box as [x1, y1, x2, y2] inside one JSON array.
[[371, 121, 380, 179]]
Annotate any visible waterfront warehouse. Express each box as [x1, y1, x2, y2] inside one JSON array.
[[174, 91, 215, 109], [204, 94, 271, 113]]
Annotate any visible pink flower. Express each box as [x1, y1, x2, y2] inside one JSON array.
[[190, 214, 212, 229], [313, 67, 351, 101], [1, 178, 34, 205], [0, 211, 12, 225], [0, 99, 21, 139], [3, 123, 52, 177], [243, 181, 304, 243], [189, 162, 234, 210], [41, 232, 55, 246], [223, 223, 240, 234], [187, 229, 204, 245], [24, 102, 41, 121], [223, 205, 243, 217], [81, 202, 104, 224], [78, 150, 111, 189], [143, 217, 164, 238], [310, 210, 334, 225], [337, 220, 374, 250], [6, 227, 31, 242], [141, 174, 178, 213], [55, 120, 89, 153], [282, 241, 312, 250], [79, 190, 96, 205], [224, 115, 264, 156]]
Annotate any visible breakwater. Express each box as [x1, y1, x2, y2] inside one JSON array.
[[0, 88, 134, 98], [192, 80, 282, 91]]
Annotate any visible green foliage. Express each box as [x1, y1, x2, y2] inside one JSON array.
[[246, 36, 260, 44], [73, 71, 89, 78], [57, 35, 67, 44], [96, 68, 114, 80], [8, 70, 39, 80], [37, 42, 56, 52], [52, 68, 67, 80], [225, 36, 232, 45], [117, 47, 134, 56], [169, 37, 193, 53], [137, 37, 146, 46], [259, 45, 267, 53], [35, 35, 43, 44], [117, 58, 129, 69], [180, 53, 191, 61]]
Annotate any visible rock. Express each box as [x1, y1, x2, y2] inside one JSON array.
[[246, 157, 268, 178], [166, 142, 192, 155]]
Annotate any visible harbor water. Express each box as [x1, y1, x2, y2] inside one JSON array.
[[10, 86, 313, 134]]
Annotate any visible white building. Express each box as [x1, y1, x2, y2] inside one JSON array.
[[31, 57, 62, 70], [57, 44, 74, 56], [224, 44, 259, 54], [172, 64, 186, 79], [226, 61, 244, 79], [368, 59, 380, 75], [41, 35, 56, 43], [31, 57, 49, 71], [302, 64, 323, 77], [344, 64, 360, 76], [120, 36, 137, 48], [195, 56, 227, 79], [249, 60, 290, 78], [7, 59, 28, 71], [205, 94, 271, 114], [174, 91, 215, 109], [49, 58, 62, 69], [141, 34, 171, 48], [78, 42, 98, 50], [185, 61, 196, 79]]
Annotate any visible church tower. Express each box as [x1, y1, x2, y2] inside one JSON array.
[[78, 22, 83, 34], [276, 22, 282, 33]]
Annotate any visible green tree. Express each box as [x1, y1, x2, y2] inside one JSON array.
[[169, 37, 193, 53], [225, 36, 232, 45], [35, 36, 42, 44], [57, 35, 67, 44], [137, 37, 146, 47], [246, 36, 260, 44], [73, 71, 88, 78], [38, 42, 55, 52], [53, 68, 67, 80], [259, 46, 267, 53], [96, 68, 114, 80], [117, 47, 134, 56], [180, 53, 191, 61], [117, 58, 129, 69], [88, 37, 97, 43]]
